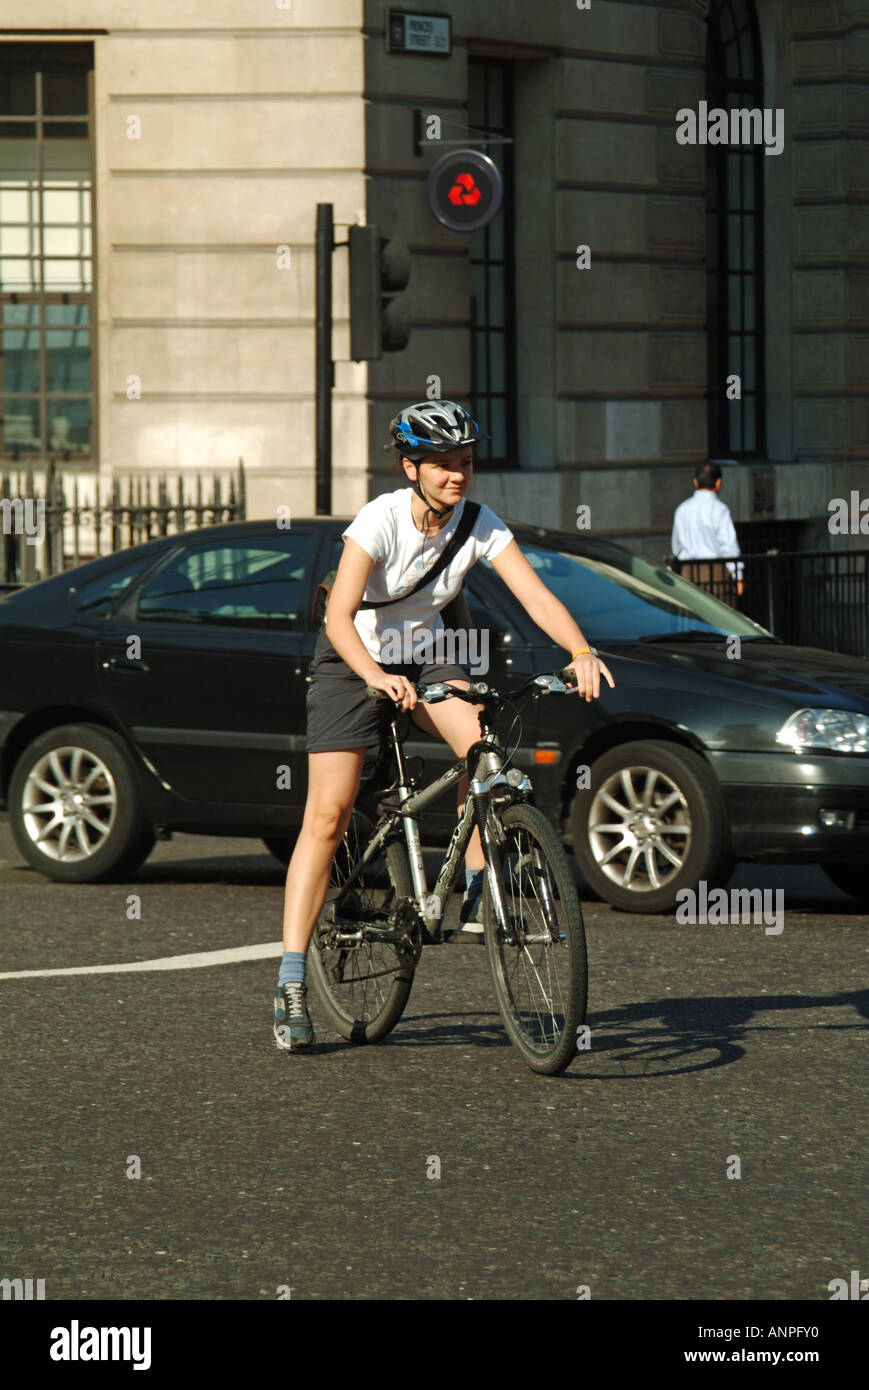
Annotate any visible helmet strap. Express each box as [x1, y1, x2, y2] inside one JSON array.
[[411, 461, 453, 524]]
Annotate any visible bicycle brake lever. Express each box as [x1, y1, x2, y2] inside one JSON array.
[[417, 682, 453, 703]]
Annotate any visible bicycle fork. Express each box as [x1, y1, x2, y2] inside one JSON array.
[[386, 722, 516, 941], [469, 778, 513, 942]]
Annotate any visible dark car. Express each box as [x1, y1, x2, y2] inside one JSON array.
[[0, 518, 867, 912]]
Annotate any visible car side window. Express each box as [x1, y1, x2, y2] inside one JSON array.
[[464, 570, 515, 633], [136, 534, 314, 628], [326, 536, 344, 572], [70, 555, 155, 616]]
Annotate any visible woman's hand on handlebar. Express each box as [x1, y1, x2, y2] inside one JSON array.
[[567, 652, 616, 703], [368, 670, 418, 710]]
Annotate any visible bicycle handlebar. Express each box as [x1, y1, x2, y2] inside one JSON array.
[[364, 668, 578, 706]]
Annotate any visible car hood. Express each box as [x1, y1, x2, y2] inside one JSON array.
[[607, 639, 869, 709]]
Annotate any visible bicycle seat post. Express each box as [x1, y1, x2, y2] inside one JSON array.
[[389, 715, 411, 786]]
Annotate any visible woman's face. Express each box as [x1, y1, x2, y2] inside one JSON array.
[[403, 445, 474, 508]]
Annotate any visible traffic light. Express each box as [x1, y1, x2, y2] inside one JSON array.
[[349, 225, 412, 360]]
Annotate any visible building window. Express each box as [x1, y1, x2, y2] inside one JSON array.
[[705, 1, 765, 458], [0, 43, 94, 463], [468, 59, 518, 469]]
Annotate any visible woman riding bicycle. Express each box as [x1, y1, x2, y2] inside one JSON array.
[[274, 399, 615, 1051]]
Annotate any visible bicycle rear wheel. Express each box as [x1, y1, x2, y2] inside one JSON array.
[[308, 808, 419, 1043], [483, 803, 587, 1075]]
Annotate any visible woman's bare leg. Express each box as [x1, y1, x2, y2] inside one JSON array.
[[282, 748, 366, 952], [411, 680, 485, 870]]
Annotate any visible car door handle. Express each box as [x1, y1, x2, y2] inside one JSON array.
[[101, 657, 150, 673]]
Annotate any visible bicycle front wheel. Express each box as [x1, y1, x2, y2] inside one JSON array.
[[483, 803, 587, 1075], [308, 808, 419, 1043]]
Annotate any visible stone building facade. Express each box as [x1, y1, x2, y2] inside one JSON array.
[[0, 0, 866, 560]]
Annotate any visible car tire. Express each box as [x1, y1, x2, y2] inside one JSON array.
[[263, 836, 294, 866], [822, 862, 869, 905], [99, 825, 157, 882], [8, 723, 154, 883], [569, 740, 731, 914]]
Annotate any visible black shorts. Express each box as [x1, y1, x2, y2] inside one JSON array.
[[306, 626, 469, 772]]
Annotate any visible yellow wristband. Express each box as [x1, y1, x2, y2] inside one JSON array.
[[570, 646, 592, 660]]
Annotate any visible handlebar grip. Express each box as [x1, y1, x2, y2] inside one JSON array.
[[560, 667, 579, 687], [365, 686, 391, 701]]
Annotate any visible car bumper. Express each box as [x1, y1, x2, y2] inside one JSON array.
[[709, 750, 869, 860]]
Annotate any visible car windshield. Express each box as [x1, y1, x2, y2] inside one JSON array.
[[509, 544, 772, 643]]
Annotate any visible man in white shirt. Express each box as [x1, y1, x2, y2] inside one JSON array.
[[671, 462, 744, 597]]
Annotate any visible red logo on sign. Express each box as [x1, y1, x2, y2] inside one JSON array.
[[448, 172, 482, 207]]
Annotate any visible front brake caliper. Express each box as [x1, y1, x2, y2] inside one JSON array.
[[487, 806, 507, 847]]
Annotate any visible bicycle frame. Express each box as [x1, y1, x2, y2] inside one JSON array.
[[312, 669, 587, 1075], [333, 710, 531, 935]]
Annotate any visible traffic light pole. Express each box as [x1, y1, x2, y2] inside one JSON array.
[[315, 203, 334, 515], [317, 204, 413, 513]]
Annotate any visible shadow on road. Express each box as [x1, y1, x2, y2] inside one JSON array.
[[307, 1009, 513, 1058], [310, 989, 869, 1080], [568, 987, 869, 1080]]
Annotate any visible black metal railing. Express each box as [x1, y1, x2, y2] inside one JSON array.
[[1, 459, 246, 588], [671, 550, 869, 661]]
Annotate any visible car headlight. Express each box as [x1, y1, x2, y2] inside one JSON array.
[[776, 708, 869, 753]]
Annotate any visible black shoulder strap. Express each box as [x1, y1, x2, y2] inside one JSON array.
[[359, 501, 481, 611]]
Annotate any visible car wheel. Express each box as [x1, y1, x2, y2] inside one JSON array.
[[569, 740, 731, 913], [823, 863, 869, 904], [263, 836, 294, 866], [8, 723, 155, 883]]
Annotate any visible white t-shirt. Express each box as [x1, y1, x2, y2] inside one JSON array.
[[339, 487, 514, 661]]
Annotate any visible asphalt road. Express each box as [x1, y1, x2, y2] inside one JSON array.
[[1, 818, 866, 1301]]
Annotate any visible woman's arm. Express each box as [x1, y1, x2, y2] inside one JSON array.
[[324, 538, 418, 709], [490, 540, 615, 701]]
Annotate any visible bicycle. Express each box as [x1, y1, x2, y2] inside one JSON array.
[[307, 669, 588, 1075]]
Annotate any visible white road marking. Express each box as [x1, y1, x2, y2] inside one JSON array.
[[0, 941, 284, 981]]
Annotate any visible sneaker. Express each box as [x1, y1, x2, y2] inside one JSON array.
[[458, 890, 485, 938], [274, 982, 315, 1051], [460, 892, 525, 945]]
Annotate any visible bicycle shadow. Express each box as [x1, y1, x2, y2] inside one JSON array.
[[570, 986, 869, 1080], [313, 988, 869, 1077], [309, 1009, 512, 1056]]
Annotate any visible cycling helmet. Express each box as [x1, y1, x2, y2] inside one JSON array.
[[386, 400, 487, 520], [385, 400, 487, 460]]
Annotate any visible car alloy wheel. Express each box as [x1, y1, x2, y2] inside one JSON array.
[[21, 744, 118, 862], [588, 764, 691, 895], [9, 723, 156, 883], [570, 740, 732, 914]]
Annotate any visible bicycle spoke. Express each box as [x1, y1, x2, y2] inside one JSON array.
[[486, 809, 586, 1071], [310, 808, 418, 1042]]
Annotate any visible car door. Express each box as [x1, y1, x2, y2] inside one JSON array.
[[96, 528, 318, 809]]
